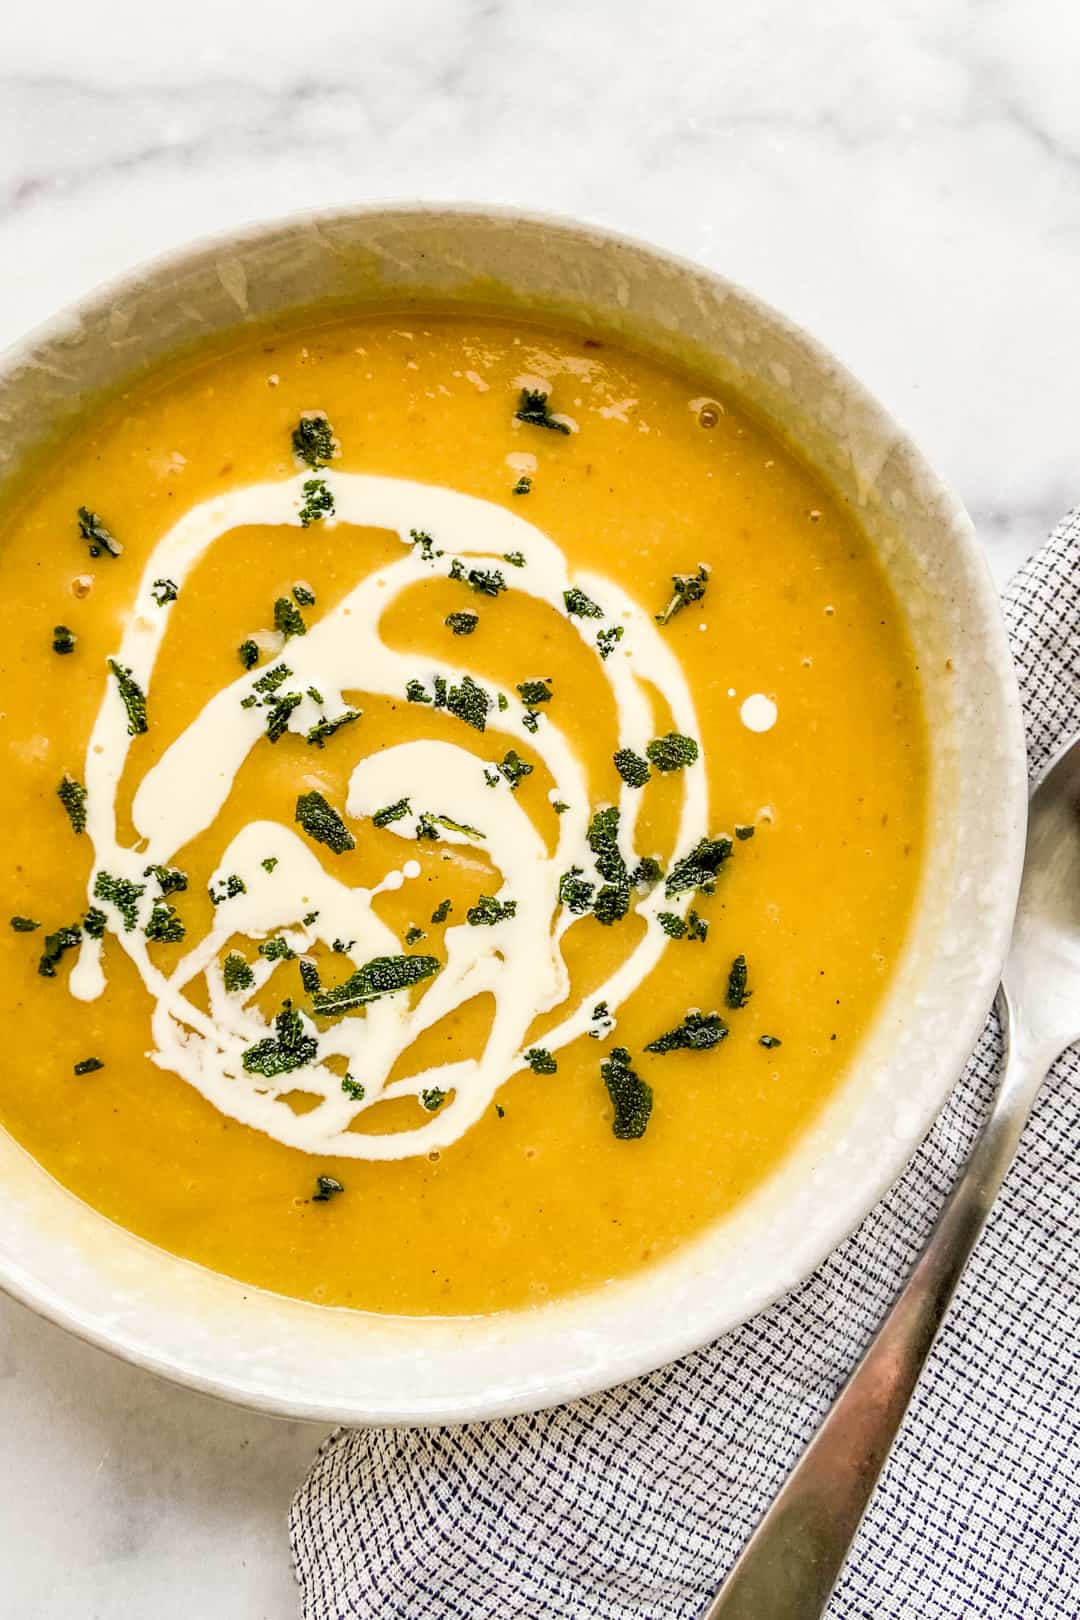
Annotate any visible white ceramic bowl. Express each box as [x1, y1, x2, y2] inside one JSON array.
[[0, 207, 1027, 1424]]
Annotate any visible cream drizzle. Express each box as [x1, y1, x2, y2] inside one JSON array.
[[70, 473, 708, 1159]]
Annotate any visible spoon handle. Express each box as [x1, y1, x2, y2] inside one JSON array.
[[699, 990, 1050, 1619]]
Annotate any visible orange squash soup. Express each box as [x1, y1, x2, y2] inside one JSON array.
[[0, 310, 926, 1316]]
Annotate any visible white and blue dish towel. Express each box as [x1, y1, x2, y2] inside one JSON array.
[[292, 512, 1080, 1618]]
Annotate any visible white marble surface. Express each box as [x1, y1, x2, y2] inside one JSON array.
[[0, 1, 1075, 1613]]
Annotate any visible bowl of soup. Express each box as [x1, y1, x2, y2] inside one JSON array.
[[0, 206, 1025, 1422]]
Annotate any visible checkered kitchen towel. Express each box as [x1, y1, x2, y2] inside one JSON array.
[[291, 513, 1080, 1619]]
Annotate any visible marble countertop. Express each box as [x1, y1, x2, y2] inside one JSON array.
[[1, 2, 1074, 1614]]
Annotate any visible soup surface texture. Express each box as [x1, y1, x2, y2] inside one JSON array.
[[0, 311, 926, 1315]]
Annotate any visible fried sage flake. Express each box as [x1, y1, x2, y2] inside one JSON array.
[[645, 1010, 729, 1053], [295, 791, 355, 854], [601, 1047, 653, 1140]]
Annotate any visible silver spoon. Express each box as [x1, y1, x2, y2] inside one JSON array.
[[701, 732, 1080, 1619]]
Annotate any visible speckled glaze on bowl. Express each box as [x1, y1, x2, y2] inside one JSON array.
[[0, 207, 1027, 1424]]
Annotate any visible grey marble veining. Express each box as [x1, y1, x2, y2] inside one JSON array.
[[0, 2, 1075, 1614]]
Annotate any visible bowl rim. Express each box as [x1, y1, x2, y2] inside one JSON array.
[[0, 200, 1028, 1424]]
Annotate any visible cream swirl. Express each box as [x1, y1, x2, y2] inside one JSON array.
[[68, 473, 707, 1159]]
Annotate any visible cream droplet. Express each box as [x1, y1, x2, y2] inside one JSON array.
[[402, 860, 422, 880], [740, 694, 778, 733]]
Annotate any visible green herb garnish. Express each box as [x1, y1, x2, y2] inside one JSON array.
[[601, 1047, 653, 1139], [664, 834, 733, 898], [295, 791, 354, 854], [726, 954, 751, 1009], [433, 812, 484, 839], [511, 478, 531, 496], [503, 550, 526, 567], [312, 1174, 344, 1201], [238, 639, 260, 670], [558, 867, 595, 915], [521, 710, 540, 734], [208, 874, 246, 905], [466, 894, 517, 926], [497, 750, 533, 791], [629, 856, 662, 889], [292, 413, 336, 468], [592, 886, 629, 926], [686, 909, 708, 942], [52, 625, 76, 655], [373, 799, 410, 829], [589, 1001, 613, 1038], [587, 807, 624, 881], [759, 1035, 782, 1049], [516, 678, 552, 705], [82, 907, 106, 939], [143, 864, 187, 896], [445, 611, 479, 636], [265, 691, 302, 742], [293, 582, 316, 607], [596, 626, 624, 660], [420, 1088, 447, 1111], [405, 926, 426, 945], [9, 916, 39, 932], [431, 899, 452, 924], [242, 1002, 318, 1077], [563, 587, 603, 619], [447, 674, 492, 732], [587, 806, 630, 926], [107, 660, 148, 736], [312, 954, 441, 1018], [38, 922, 82, 978], [735, 823, 755, 841], [299, 478, 334, 527], [515, 388, 571, 434], [406, 678, 431, 704], [151, 578, 178, 606], [77, 507, 122, 559], [261, 857, 279, 873], [74, 1057, 104, 1075], [448, 559, 507, 597], [305, 708, 361, 749], [259, 936, 296, 962], [274, 596, 307, 639], [646, 732, 699, 773], [252, 662, 292, 695], [299, 958, 321, 994], [408, 529, 442, 561], [525, 1047, 557, 1075], [57, 774, 87, 834], [655, 564, 709, 626], [223, 953, 254, 993], [645, 1010, 729, 1053], [145, 902, 185, 943], [93, 871, 144, 931], [614, 749, 650, 788], [341, 1074, 365, 1101]]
